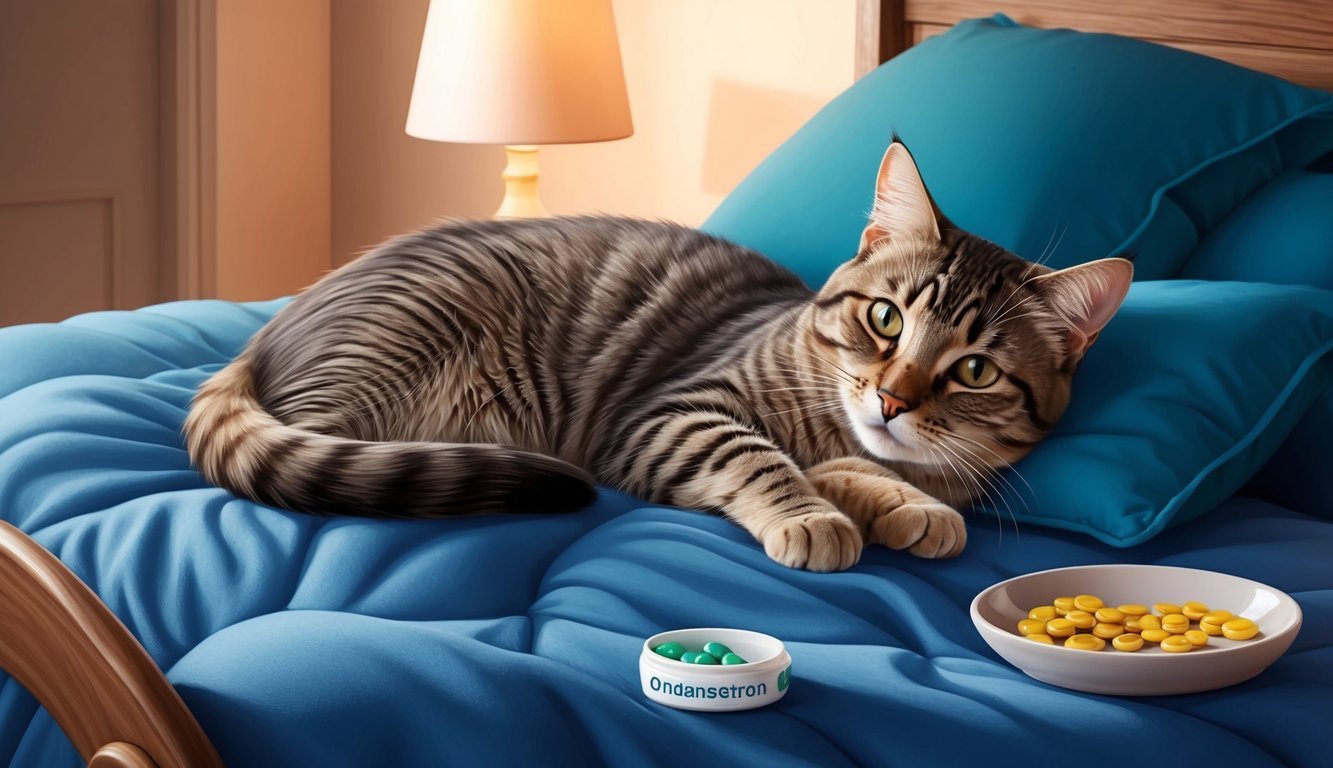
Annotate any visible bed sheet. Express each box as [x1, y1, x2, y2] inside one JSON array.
[[0, 300, 1328, 767]]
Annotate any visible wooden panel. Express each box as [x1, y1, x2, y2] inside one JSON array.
[[904, 0, 1333, 51], [0, 197, 112, 325], [856, 0, 906, 78]]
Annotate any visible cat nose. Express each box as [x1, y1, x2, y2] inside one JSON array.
[[877, 389, 914, 421]]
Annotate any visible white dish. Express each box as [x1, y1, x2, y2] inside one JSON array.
[[970, 564, 1302, 696], [639, 627, 791, 711]]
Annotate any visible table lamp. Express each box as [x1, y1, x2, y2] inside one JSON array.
[[406, 0, 634, 218]]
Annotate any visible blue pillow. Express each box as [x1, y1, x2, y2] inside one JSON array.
[[997, 281, 1333, 547], [704, 15, 1333, 287], [1179, 169, 1333, 291]]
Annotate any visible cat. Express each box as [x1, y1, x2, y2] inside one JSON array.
[[185, 141, 1132, 572]]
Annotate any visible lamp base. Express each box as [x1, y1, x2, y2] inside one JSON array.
[[496, 145, 550, 218]]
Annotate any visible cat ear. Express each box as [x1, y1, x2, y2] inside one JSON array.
[[1031, 258, 1134, 367], [860, 142, 944, 252]]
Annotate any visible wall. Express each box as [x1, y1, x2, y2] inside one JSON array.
[[215, 0, 331, 300], [330, 0, 857, 265]]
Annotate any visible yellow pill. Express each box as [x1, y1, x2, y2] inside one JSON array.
[[1074, 595, 1104, 613], [1154, 602, 1182, 616], [1053, 596, 1076, 616], [1222, 618, 1260, 641], [1200, 621, 1225, 636], [1181, 601, 1209, 621], [1064, 634, 1106, 652], [1139, 615, 1162, 631], [1162, 614, 1190, 634], [1160, 635, 1193, 653], [1093, 622, 1125, 639], [1066, 610, 1096, 630], [1117, 604, 1150, 617], [1026, 633, 1055, 644], [1184, 630, 1209, 648], [1095, 608, 1126, 624], [1123, 616, 1143, 633], [1028, 606, 1058, 621], [1018, 618, 1047, 636], [1202, 610, 1233, 626], [1046, 618, 1076, 638], [1113, 633, 1145, 652], [1141, 629, 1171, 644]]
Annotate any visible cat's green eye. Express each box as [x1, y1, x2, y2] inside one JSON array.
[[955, 355, 1000, 388], [867, 300, 903, 339]]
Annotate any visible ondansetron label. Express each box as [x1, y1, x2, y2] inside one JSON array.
[[649, 676, 767, 699]]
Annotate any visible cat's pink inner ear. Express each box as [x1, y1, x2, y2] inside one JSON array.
[[1033, 258, 1134, 364], [859, 143, 942, 252]]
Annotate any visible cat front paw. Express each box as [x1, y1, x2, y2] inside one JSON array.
[[870, 503, 966, 559], [762, 509, 862, 572]]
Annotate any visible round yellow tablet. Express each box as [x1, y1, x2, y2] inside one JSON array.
[[1053, 596, 1076, 616], [1092, 622, 1125, 639], [1160, 635, 1193, 653], [1027, 633, 1055, 644], [1202, 610, 1233, 626], [1113, 633, 1144, 652], [1184, 630, 1209, 648], [1181, 601, 1209, 621], [1138, 615, 1162, 631], [1074, 595, 1104, 613], [1141, 629, 1171, 644], [1154, 602, 1182, 616], [1046, 618, 1076, 638], [1095, 608, 1126, 625], [1117, 604, 1150, 617], [1065, 634, 1106, 652], [1161, 614, 1190, 634], [1222, 618, 1259, 641], [1028, 605, 1058, 621], [1123, 616, 1143, 633], [1200, 621, 1225, 636], [1066, 610, 1096, 630], [1018, 618, 1047, 636]]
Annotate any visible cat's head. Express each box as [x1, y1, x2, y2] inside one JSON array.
[[812, 141, 1132, 478]]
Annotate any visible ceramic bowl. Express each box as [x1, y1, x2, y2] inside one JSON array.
[[971, 564, 1302, 695]]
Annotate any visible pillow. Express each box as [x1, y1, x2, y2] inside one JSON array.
[[1242, 388, 1333, 519], [1178, 169, 1333, 291], [703, 15, 1333, 288], [996, 281, 1333, 547]]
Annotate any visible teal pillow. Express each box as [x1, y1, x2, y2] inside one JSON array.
[[999, 281, 1333, 547], [1179, 169, 1333, 291], [704, 15, 1333, 287]]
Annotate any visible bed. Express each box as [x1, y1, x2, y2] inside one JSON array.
[[2, 2, 1331, 766]]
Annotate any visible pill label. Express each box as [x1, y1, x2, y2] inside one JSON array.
[[648, 675, 769, 701]]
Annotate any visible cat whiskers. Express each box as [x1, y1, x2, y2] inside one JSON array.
[[937, 434, 1027, 541], [926, 438, 1009, 543]]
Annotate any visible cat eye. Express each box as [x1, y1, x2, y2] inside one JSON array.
[[867, 300, 903, 339], [955, 355, 1000, 388]]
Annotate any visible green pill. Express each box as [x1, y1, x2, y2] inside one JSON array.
[[702, 642, 732, 658], [720, 653, 747, 665], [689, 652, 719, 665], [652, 642, 687, 661], [679, 652, 701, 663]]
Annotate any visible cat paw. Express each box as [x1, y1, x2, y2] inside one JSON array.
[[870, 503, 966, 559], [762, 510, 862, 572]]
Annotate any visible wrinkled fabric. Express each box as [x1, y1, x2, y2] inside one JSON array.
[[1, 301, 1328, 768]]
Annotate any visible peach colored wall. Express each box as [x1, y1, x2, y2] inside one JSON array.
[[215, 0, 332, 300], [330, 0, 857, 265]]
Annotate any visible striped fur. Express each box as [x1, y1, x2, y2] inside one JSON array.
[[186, 142, 1131, 571]]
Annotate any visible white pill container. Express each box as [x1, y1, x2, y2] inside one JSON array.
[[639, 627, 791, 712]]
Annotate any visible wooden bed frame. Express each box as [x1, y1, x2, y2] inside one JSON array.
[[3, 2, 1331, 766]]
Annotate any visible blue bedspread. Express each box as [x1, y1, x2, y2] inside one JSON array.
[[0, 300, 1328, 767]]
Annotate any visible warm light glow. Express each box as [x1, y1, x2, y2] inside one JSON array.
[[406, 0, 633, 146]]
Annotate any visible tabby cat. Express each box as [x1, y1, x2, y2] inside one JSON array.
[[186, 142, 1131, 572]]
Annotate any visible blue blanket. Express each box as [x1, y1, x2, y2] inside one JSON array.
[[0, 300, 1328, 767]]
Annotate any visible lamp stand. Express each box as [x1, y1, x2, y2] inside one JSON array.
[[496, 145, 550, 218]]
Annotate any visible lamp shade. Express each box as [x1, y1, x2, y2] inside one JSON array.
[[406, 0, 633, 145]]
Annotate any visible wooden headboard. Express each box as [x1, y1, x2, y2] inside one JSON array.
[[855, 0, 1333, 92]]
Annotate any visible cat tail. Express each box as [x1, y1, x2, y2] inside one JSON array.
[[183, 356, 598, 517]]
